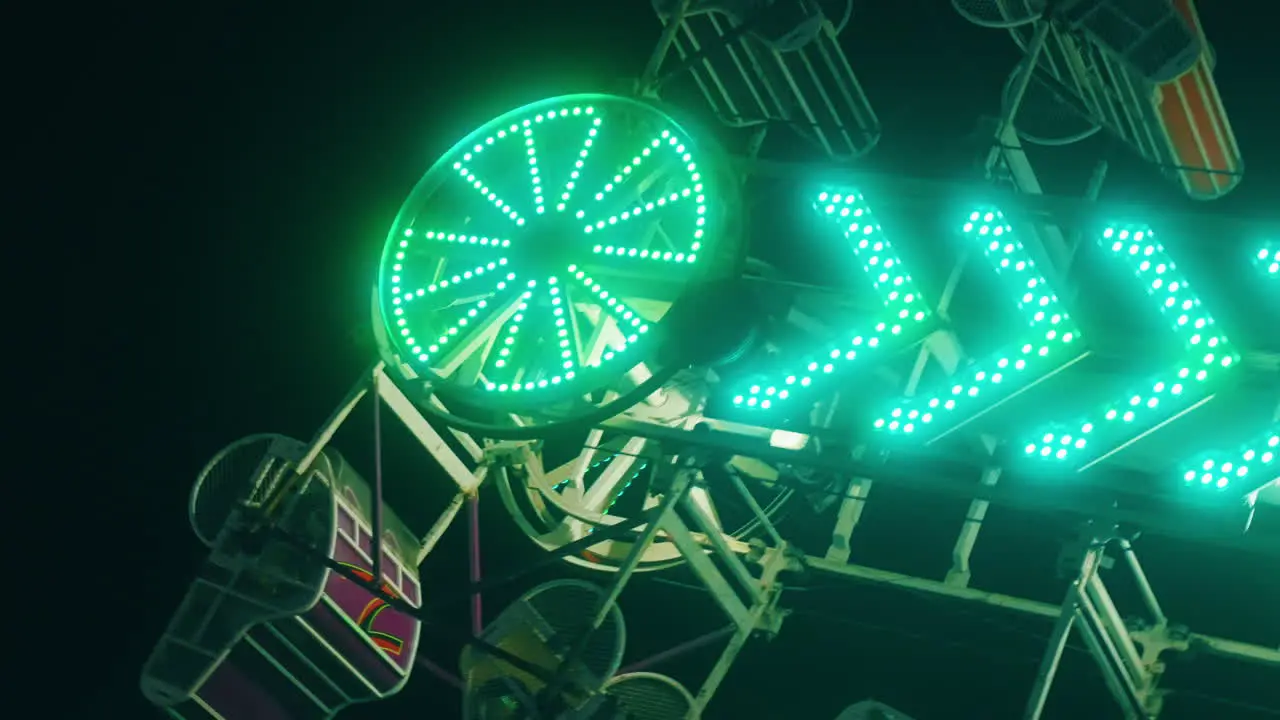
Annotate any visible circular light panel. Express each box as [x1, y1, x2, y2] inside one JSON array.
[[377, 94, 722, 409]]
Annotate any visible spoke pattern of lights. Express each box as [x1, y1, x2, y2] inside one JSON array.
[[549, 278, 576, 374], [1255, 241, 1278, 277], [379, 96, 718, 402], [405, 228, 511, 248], [1023, 224, 1239, 465], [733, 189, 931, 411], [523, 122, 547, 214], [592, 243, 696, 264], [578, 128, 705, 262], [556, 115, 602, 212], [584, 188, 696, 234], [451, 130, 528, 226], [397, 279, 502, 366], [1179, 424, 1279, 494], [490, 287, 533, 376], [391, 259, 508, 301], [570, 264, 648, 364], [875, 207, 1081, 438]]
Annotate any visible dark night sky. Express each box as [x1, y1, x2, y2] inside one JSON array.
[[54, 1, 1279, 718]]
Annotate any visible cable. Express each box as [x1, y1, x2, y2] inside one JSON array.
[[634, 543, 1279, 714], [785, 606, 1075, 666], [999, 58, 1103, 147], [263, 524, 564, 685], [639, 575, 837, 593], [416, 366, 680, 440], [567, 445, 793, 538], [640, 572, 1037, 640], [645, 566, 1083, 656], [637, 573, 1104, 675], [950, 0, 1042, 29], [1169, 691, 1280, 717], [832, 0, 854, 35]]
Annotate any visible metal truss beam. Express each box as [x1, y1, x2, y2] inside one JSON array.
[[601, 417, 1279, 559], [801, 555, 1278, 670], [256, 359, 1275, 720]]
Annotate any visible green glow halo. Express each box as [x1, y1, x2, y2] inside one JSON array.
[[375, 94, 733, 413]]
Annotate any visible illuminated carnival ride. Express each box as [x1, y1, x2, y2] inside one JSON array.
[[142, 1, 1277, 718]]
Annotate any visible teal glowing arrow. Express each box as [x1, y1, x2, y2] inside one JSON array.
[[1023, 223, 1240, 469], [730, 188, 932, 411], [1178, 422, 1279, 496], [873, 206, 1084, 439]]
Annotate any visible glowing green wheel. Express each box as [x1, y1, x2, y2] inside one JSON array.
[[376, 94, 737, 418]]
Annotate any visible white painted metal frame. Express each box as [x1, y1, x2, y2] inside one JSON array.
[[246, 319, 1276, 719], [233, 15, 1280, 711]]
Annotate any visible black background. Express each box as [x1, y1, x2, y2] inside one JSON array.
[[49, 1, 1279, 717]]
